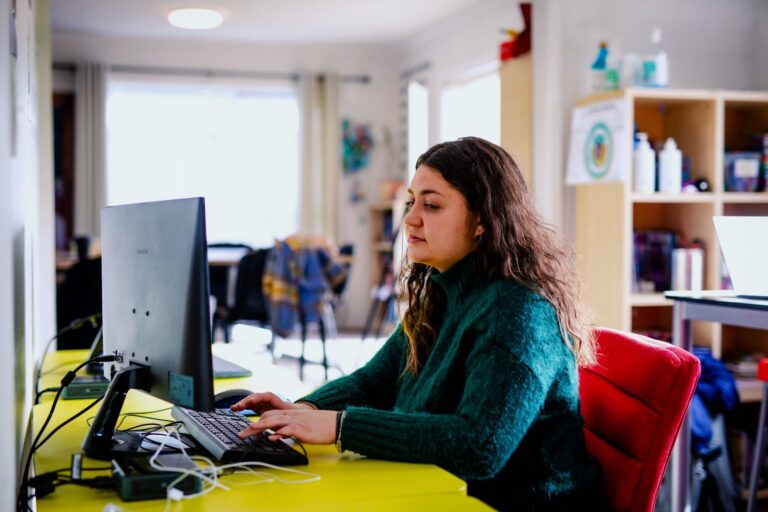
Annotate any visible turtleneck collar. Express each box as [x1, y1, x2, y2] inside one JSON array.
[[429, 251, 483, 306]]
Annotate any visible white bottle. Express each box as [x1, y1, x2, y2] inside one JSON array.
[[658, 137, 682, 194], [633, 133, 656, 193]]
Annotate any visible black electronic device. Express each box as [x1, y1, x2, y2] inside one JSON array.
[[61, 374, 109, 400], [112, 454, 201, 501], [81, 198, 307, 468], [82, 198, 215, 460]]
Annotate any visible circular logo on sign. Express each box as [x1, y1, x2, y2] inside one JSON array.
[[583, 122, 612, 179]]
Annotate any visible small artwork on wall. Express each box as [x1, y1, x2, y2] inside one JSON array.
[[342, 118, 373, 174]]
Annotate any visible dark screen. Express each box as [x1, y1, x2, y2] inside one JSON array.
[[100, 197, 215, 411]]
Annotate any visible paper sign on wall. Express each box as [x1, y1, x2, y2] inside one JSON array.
[[566, 99, 627, 185]]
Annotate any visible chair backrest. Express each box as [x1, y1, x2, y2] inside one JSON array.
[[580, 328, 701, 512], [56, 257, 103, 349], [232, 248, 271, 323]]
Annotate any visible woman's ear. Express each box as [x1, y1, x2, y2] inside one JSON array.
[[475, 223, 485, 238]]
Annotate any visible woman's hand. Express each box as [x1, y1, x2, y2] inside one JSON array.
[[238, 409, 339, 445], [230, 392, 315, 416]]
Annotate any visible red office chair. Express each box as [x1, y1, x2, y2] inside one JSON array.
[[580, 328, 701, 512]]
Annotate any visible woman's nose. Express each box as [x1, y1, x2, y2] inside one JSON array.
[[403, 207, 419, 226]]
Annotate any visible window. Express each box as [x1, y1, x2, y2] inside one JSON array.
[[407, 79, 429, 181], [106, 76, 300, 247], [440, 69, 500, 144]]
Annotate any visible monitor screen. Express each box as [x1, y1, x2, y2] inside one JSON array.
[[100, 197, 215, 411], [83, 197, 216, 459]]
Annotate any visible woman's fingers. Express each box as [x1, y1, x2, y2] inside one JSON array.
[[238, 414, 283, 437], [231, 391, 292, 414], [237, 409, 338, 445]]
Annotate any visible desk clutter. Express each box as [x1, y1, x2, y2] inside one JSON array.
[[25, 350, 479, 511]]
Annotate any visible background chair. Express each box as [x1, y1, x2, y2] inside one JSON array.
[[222, 248, 272, 343], [207, 243, 252, 341], [580, 327, 700, 512], [56, 257, 102, 349]]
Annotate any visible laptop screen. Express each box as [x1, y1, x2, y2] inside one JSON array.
[[713, 216, 768, 298]]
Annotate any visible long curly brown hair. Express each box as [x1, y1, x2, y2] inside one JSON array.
[[400, 137, 595, 375]]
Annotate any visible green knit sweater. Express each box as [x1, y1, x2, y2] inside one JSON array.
[[300, 253, 601, 510]]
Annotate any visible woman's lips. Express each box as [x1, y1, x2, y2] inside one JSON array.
[[408, 235, 425, 243]]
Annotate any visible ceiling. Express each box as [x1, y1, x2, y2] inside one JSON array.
[[50, 0, 488, 45]]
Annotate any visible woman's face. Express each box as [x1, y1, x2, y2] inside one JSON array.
[[404, 165, 483, 273]]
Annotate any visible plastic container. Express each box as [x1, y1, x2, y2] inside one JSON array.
[[641, 28, 669, 87], [658, 137, 682, 193], [589, 41, 609, 92], [633, 133, 656, 193], [605, 42, 621, 91]]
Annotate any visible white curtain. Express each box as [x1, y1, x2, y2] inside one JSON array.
[[298, 73, 341, 241], [74, 62, 106, 239]]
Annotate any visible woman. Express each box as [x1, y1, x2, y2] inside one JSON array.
[[234, 137, 602, 510]]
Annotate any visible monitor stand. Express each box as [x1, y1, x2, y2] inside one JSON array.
[[82, 364, 151, 460]]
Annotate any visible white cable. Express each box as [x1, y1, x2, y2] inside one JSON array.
[[212, 461, 321, 484], [144, 425, 321, 509], [146, 427, 229, 491]]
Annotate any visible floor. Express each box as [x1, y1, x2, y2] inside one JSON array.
[[214, 324, 389, 390]]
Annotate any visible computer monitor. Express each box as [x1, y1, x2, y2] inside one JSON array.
[[82, 197, 215, 460]]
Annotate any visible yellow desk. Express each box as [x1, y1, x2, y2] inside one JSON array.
[[31, 351, 488, 511]]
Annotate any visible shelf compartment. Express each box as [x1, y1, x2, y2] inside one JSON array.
[[633, 96, 718, 189], [724, 99, 768, 153]]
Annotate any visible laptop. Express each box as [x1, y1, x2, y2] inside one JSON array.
[[211, 355, 253, 379], [85, 324, 252, 379], [713, 216, 768, 300]]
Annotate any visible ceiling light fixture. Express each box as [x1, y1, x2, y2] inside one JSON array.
[[167, 8, 223, 30]]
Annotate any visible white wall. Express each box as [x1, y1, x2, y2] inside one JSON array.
[[534, 0, 765, 237], [1, 0, 49, 504], [397, 0, 522, 148], [52, 33, 401, 328], [754, 0, 768, 89], [0, 0, 18, 503]]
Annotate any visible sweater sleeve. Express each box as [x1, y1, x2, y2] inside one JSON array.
[[339, 341, 549, 481], [297, 326, 406, 411]]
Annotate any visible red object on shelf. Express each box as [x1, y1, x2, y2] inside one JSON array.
[[500, 3, 531, 61]]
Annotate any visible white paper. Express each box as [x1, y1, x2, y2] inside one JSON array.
[[566, 99, 627, 185]]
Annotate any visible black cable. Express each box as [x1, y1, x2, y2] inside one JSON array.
[[34, 313, 101, 405], [86, 405, 172, 427], [34, 387, 59, 403], [36, 394, 104, 450], [18, 354, 115, 512]]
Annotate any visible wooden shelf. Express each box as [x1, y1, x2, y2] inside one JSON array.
[[736, 377, 763, 403], [630, 293, 673, 307], [631, 193, 716, 204], [722, 192, 768, 203], [576, 88, 768, 357], [370, 201, 395, 212], [373, 241, 393, 252]]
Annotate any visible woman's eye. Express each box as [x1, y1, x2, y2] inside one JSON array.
[[405, 200, 414, 211], [424, 203, 439, 210]]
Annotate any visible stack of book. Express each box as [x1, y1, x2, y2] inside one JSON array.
[[632, 230, 678, 293]]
